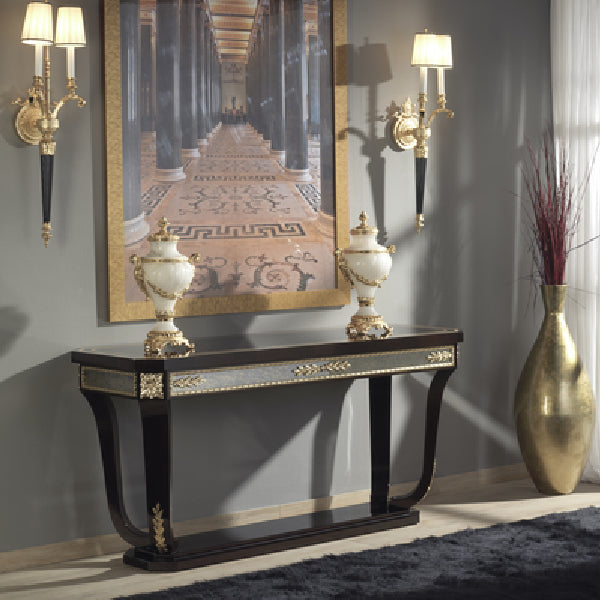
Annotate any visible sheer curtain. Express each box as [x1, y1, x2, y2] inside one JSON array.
[[551, 0, 600, 482]]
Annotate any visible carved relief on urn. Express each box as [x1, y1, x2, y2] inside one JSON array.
[[335, 212, 395, 340], [130, 217, 200, 357]]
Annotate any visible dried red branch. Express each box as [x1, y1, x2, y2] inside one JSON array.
[[521, 133, 587, 286]]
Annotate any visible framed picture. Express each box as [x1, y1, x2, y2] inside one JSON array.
[[104, 0, 349, 322]]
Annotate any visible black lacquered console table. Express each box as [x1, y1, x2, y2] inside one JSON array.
[[72, 325, 462, 571]]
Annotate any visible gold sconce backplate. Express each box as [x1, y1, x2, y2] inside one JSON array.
[[390, 114, 418, 151], [15, 104, 43, 146], [387, 97, 433, 153]]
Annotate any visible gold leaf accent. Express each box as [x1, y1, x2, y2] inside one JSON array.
[[427, 350, 453, 363], [151, 503, 168, 553], [334, 251, 388, 288], [172, 375, 207, 389], [140, 373, 164, 399], [293, 360, 351, 377]]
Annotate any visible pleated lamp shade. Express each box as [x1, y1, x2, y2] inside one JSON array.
[[55, 6, 86, 47], [21, 2, 53, 45], [411, 32, 452, 69]]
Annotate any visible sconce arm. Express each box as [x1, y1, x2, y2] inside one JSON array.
[[426, 96, 454, 129], [426, 106, 454, 129], [51, 81, 87, 119]]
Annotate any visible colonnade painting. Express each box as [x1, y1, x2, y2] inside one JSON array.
[[119, 0, 336, 305]]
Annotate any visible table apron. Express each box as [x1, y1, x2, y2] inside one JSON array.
[[78, 346, 456, 399], [169, 346, 455, 395]]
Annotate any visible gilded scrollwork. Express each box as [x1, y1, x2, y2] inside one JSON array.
[[293, 360, 351, 377], [172, 374, 207, 390], [427, 349, 453, 363], [151, 503, 168, 553], [140, 373, 164, 399], [335, 249, 389, 288]]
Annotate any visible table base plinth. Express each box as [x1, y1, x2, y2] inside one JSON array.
[[123, 504, 419, 572]]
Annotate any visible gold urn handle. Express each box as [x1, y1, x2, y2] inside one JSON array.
[[189, 253, 201, 265], [130, 254, 149, 299], [334, 248, 354, 287]]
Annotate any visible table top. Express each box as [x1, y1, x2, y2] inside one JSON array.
[[72, 325, 463, 372]]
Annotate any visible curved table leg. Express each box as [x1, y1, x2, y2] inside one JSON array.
[[83, 390, 150, 547], [389, 368, 455, 511], [138, 396, 177, 555], [369, 376, 392, 514]]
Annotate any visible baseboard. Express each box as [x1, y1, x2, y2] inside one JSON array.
[[0, 463, 528, 573]]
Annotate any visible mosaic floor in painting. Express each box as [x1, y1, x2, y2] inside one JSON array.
[[124, 125, 334, 302]]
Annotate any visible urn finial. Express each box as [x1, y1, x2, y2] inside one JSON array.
[[149, 216, 180, 242]]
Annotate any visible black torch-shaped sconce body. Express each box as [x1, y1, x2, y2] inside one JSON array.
[[13, 3, 86, 247], [415, 156, 426, 230], [386, 31, 453, 233]]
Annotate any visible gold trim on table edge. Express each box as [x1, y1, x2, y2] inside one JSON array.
[[169, 346, 455, 395], [106, 0, 351, 322], [80, 366, 138, 397]]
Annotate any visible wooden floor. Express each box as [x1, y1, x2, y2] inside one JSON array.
[[2, 475, 600, 599]]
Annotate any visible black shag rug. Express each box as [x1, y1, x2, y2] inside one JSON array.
[[117, 506, 600, 599]]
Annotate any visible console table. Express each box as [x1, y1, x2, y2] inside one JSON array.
[[72, 325, 462, 571]]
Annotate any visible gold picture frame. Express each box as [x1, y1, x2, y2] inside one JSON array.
[[104, 0, 349, 322]]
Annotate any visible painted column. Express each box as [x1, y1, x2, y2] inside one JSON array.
[[218, 51, 222, 125], [245, 54, 250, 125], [269, 0, 285, 158], [318, 0, 335, 232], [213, 43, 218, 129], [261, 11, 271, 147], [205, 24, 213, 136], [212, 36, 221, 127], [249, 47, 256, 129], [284, 0, 309, 180], [209, 41, 214, 131], [308, 34, 320, 140], [196, 4, 207, 147], [155, 0, 185, 182], [140, 15, 155, 133], [121, 0, 149, 245], [248, 45, 255, 129], [212, 34, 218, 130], [255, 29, 264, 138], [180, 0, 199, 157]]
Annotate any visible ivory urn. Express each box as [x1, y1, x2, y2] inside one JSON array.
[[131, 217, 200, 357], [335, 212, 395, 340]]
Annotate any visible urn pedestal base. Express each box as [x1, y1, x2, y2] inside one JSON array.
[[346, 314, 392, 341], [144, 328, 195, 358]]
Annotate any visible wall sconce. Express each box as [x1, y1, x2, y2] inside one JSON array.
[[13, 2, 86, 247], [387, 30, 453, 233]]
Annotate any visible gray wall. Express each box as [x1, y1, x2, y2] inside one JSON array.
[[0, 0, 550, 553]]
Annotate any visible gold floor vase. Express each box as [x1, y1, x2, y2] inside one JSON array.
[[515, 285, 595, 495]]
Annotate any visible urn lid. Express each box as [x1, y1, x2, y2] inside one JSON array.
[[148, 217, 179, 242], [350, 211, 378, 235]]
